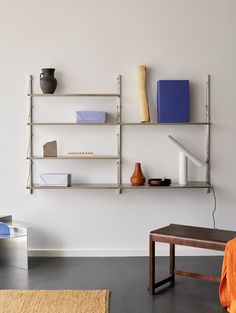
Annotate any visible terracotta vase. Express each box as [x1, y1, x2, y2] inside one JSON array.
[[130, 163, 146, 186]]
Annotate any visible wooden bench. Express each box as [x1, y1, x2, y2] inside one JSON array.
[[149, 224, 236, 295]]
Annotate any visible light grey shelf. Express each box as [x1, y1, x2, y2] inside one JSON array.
[[27, 122, 210, 126], [122, 182, 212, 189], [27, 122, 119, 126], [28, 93, 120, 97], [27, 155, 119, 160], [121, 122, 211, 126], [27, 184, 120, 190], [26, 181, 212, 191]]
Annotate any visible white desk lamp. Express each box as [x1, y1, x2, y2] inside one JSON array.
[[168, 135, 203, 185]]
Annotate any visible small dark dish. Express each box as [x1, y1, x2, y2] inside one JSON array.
[[148, 178, 171, 186]]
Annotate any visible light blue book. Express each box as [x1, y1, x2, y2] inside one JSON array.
[[0, 222, 10, 236]]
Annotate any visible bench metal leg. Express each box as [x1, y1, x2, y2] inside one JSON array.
[[170, 243, 175, 284]]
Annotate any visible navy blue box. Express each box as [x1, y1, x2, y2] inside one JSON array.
[[157, 80, 189, 123]]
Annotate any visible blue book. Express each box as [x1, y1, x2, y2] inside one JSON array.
[[157, 80, 189, 123], [0, 222, 10, 236]]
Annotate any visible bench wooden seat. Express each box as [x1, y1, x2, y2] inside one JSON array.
[[149, 224, 236, 295]]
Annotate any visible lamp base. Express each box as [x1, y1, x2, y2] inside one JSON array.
[[179, 152, 187, 185]]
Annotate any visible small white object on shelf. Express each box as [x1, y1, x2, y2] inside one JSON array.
[[168, 135, 203, 185], [39, 173, 71, 187], [67, 152, 94, 158]]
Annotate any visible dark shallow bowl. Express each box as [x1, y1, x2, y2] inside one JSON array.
[[148, 178, 171, 186]]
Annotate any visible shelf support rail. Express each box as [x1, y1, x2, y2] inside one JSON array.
[[28, 75, 33, 194], [205, 74, 211, 193], [117, 75, 122, 193]]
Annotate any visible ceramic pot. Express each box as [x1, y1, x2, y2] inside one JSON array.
[[130, 163, 146, 186], [40, 68, 57, 94]]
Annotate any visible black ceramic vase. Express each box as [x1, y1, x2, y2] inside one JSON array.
[[40, 68, 57, 94]]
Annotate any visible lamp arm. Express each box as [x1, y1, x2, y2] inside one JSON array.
[[168, 135, 203, 167]]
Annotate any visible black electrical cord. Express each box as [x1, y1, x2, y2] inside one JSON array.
[[212, 187, 217, 229]]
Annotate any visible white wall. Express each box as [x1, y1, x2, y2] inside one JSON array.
[[0, 0, 235, 256]]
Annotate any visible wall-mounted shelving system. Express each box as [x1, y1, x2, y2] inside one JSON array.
[[27, 74, 212, 194]]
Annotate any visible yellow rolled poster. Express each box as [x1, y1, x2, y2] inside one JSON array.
[[137, 65, 150, 123]]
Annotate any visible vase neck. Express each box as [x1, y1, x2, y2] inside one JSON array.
[[41, 68, 55, 76]]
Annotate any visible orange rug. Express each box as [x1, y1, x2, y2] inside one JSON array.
[[0, 290, 109, 313]]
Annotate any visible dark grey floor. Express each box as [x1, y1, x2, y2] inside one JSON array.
[[0, 257, 227, 313]]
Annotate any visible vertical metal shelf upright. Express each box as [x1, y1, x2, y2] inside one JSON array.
[[205, 75, 211, 193], [116, 75, 122, 193], [28, 75, 33, 194]]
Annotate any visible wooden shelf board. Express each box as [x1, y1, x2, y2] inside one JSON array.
[[27, 155, 119, 160], [27, 122, 210, 126], [122, 182, 212, 189], [27, 184, 120, 190], [27, 182, 212, 190], [28, 93, 120, 97], [27, 123, 119, 126], [121, 122, 211, 126]]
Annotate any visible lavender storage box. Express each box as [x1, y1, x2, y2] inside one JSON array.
[[76, 111, 106, 124]]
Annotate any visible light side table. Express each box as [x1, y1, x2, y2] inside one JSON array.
[[0, 215, 32, 269]]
